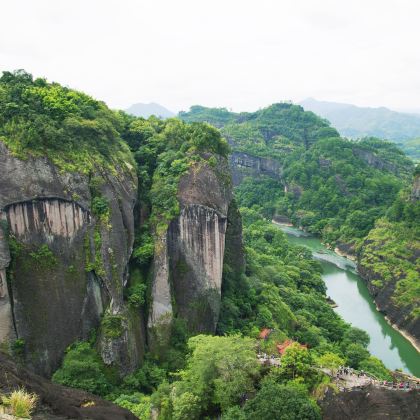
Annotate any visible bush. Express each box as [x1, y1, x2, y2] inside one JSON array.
[[91, 196, 109, 217], [243, 382, 321, 420], [52, 342, 114, 395], [1, 388, 38, 418], [114, 393, 152, 420]]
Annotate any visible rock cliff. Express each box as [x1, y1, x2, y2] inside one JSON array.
[[229, 151, 283, 185], [148, 158, 237, 342], [0, 141, 142, 376]]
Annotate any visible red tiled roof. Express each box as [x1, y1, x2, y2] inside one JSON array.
[[276, 340, 307, 355], [259, 328, 272, 339]]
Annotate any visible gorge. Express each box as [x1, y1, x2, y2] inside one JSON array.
[[0, 71, 418, 419]]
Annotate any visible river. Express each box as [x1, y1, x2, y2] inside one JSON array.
[[276, 224, 420, 377]]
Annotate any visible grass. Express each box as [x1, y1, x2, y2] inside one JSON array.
[[1, 388, 38, 418]]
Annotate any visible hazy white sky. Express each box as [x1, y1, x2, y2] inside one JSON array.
[[1, 0, 419, 113]]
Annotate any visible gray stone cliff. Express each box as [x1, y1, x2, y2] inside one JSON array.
[[148, 158, 236, 342], [0, 141, 142, 376]]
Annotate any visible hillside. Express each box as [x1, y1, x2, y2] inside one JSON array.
[[180, 104, 414, 248], [358, 169, 420, 345], [300, 98, 420, 143], [181, 103, 419, 352], [125, 102, 175, 119]]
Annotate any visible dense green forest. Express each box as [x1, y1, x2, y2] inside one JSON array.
[[359, 169, 420, 320], [180, 104, 414, 249], [0, 72, 412, 419]]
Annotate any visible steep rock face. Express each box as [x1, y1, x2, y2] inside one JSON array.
[[353, 148, 398, 174], [229, 151, 283, 185], [0, 141, 142, 376], [412, 174, 420, 200], [148, 158, 235, 338]]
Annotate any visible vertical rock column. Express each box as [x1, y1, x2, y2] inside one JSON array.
[[0, 211, 13, 347]]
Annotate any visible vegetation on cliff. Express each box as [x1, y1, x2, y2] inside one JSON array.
[[0, 70, 134, 174], [358, 171, 420, 323]]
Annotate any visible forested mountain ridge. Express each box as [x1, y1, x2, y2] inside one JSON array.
[[180, 104, 414, 248], [180, 103, 420, 349]]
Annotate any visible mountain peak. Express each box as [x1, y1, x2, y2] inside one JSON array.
[[125, 102, 175, 119]]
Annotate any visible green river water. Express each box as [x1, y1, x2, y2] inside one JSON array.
[[276, 224, 420, 377]]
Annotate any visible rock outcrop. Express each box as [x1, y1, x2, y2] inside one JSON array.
[[353, 147, 398, 174], [0, 352, 136, 419], [0, 141, 142, 376], [320, 385, 420, 420], [229, 151, 283, 185], [148, 158, 237, 341]]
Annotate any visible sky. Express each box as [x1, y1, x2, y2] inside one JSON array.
[[1, 0, 420, 113]]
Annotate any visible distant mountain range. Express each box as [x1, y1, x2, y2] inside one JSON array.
[[300, 98, 420, 142], [125, 102, 175, 119]]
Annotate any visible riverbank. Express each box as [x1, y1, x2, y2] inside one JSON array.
[[274, 221, 420, 376], [384, 315, 420, 354]]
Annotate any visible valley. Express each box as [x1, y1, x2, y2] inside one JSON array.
[[0, 71, 418, 419], [277, 223, 420, 377]]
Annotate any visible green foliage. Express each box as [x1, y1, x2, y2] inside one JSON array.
[[344, 343, 370, 369], [10, 338, 25, 358], [152, 335, 260, 418], [132, 233, 155, 266], [0, 70, 135, 174], [182, 104, 414, 248], [399, 138, 420, 162], [358, 356, 393, 381], [126, 282, 147, 308], [1, 388, 38, 419], [276, 343, 314, 382], [91, 196, 109, 217], [219, 206, 350, 351], [28, 244, 57, 269], [101, 314, 125, 338], [52, 342, 115, 395], [341, 327, 370, 349], [242, 381, 321, 420], [359, 203, 420, 320], [317, 352, 345, 373], [113, 393, 152, 419], [122, 360, 167, 394], [119, 116, 229, 235]]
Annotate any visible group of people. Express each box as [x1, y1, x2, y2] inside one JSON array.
[[381, 381, 420, 390], [336, 366, 363, 377]]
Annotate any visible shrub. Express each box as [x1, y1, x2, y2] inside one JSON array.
[[1, 388, 38, 418], [52, 341, 114, 395]]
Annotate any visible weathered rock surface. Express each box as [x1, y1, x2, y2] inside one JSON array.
[[148, 158, 236, 338], [320, 386, 420, 420], [0, 141, 142, 376], [353, 147, 398, 174], [0, 352, 136, 419], [229, 151, 283, 185]]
